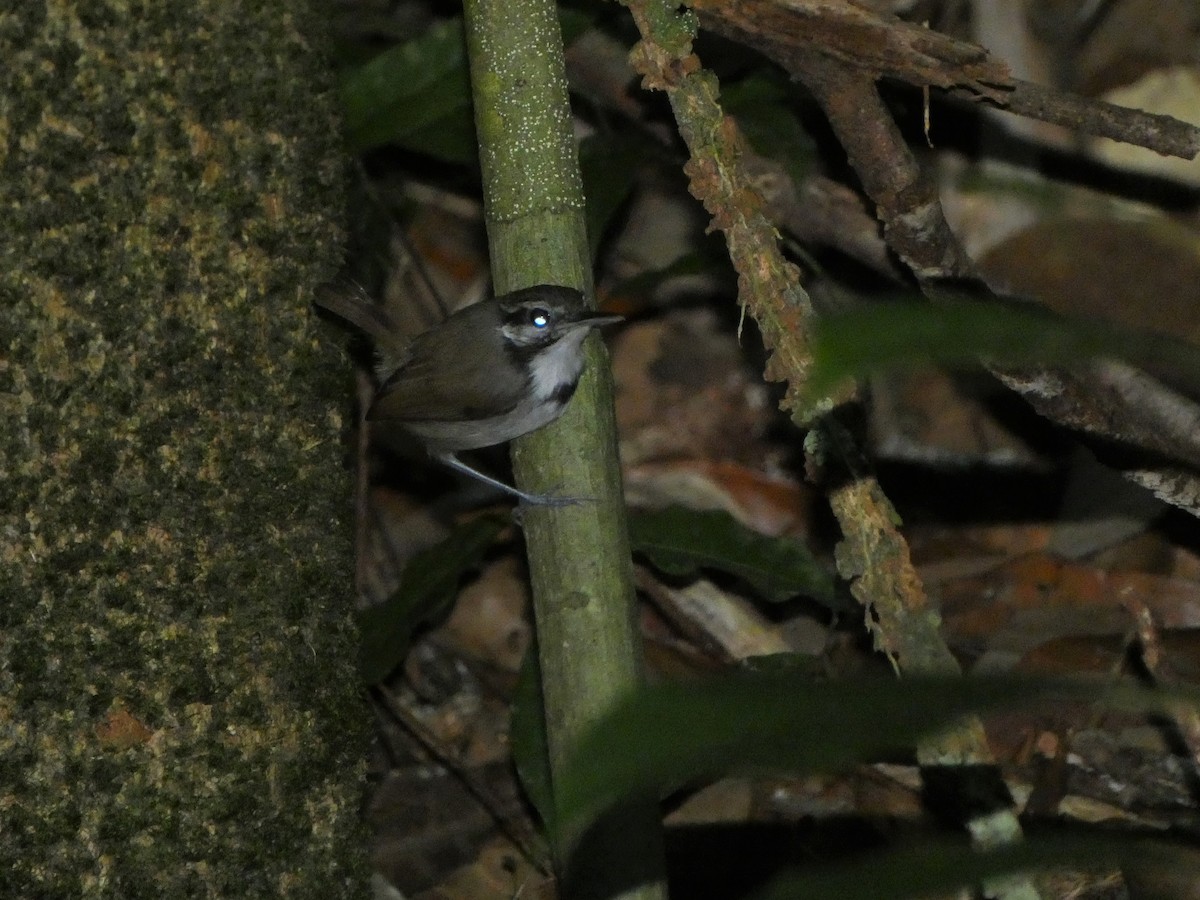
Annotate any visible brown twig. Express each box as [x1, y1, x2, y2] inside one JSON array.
[[788, 52, 1200, 516], [962, 78, 1200, 160], [693, 0, 1200, 162], [1123, 598, 1200, 774], [693, 0, 1011, 99], [619, 0, 969, 675], [620, 8, 1042, 896]]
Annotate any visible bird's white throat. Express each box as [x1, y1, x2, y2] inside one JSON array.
[[528, 329, 589, 401]]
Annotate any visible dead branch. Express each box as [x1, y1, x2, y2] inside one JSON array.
[[959, 79, 1200, 160], [691, 0, 1200, 516], [693, 0, 1200, 161]]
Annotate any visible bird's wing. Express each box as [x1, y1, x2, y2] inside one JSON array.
[[368, 314, 526, 422]]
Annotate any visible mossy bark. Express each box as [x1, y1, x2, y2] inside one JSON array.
[[0, 3, 369, 896]]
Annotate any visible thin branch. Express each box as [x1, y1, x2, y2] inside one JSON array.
[[621, 7, 1042, 898], [965, 78, 1200, 160], [794, 53, 1200, 516], [693, 0, 1012, 100], [694, 0, 1200, 161]]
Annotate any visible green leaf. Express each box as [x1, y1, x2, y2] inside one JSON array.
[[337, 18, 476, 162], [510, 646, 555, 831], [357, 516, 505, 684], [807, 296, 1200, 402], [557, 7, 595, 46], [551, 672, 1193, 848], [334, 9, 601, 163], [628, 506, 838, 607]]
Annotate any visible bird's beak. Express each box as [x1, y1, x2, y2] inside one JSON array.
[[568, 311, 624, 329]]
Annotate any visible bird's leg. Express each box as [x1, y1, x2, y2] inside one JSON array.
[[435, 452, 581, 507]]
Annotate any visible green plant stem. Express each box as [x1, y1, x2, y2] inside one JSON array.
[[461, 2, 667, 897]]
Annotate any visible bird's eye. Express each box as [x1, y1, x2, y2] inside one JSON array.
[[530, 308, 550, 329]]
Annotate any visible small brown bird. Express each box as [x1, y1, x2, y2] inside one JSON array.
[[315, 282, 621, 505]]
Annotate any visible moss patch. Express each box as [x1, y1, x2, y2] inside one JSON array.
[[0, 2, 369, 895]]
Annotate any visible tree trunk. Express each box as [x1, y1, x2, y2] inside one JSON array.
[[0, 3, 370, 895]]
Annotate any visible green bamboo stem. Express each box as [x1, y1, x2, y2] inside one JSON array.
[[461, 2, 667, 897]]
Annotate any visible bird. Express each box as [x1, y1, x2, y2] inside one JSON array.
[[315, 281, 621, 505]]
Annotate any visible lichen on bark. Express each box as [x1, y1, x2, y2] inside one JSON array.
[[0, 3, 369, 896]]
